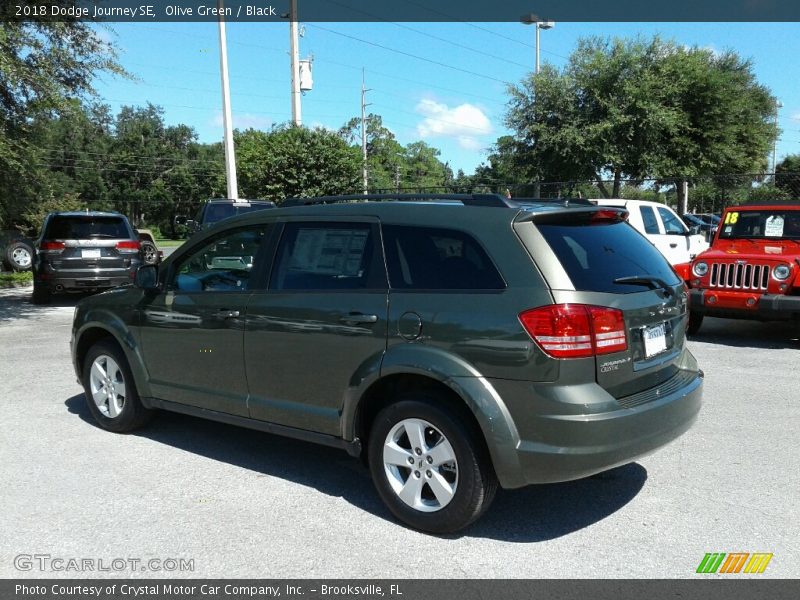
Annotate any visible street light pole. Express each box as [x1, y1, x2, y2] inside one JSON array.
[[217, 0, 238, 200], [521, 15, 554, 74]]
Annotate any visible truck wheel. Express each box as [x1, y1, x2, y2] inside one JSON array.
[[368, 393, 497, 534], [5, 240, 34, 271], [82, 340, 154, 433], [140, 240, 159, 265], [687, 311, 704, 335]]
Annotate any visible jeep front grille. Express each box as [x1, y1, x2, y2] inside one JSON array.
[[708, 262, 769, 290]]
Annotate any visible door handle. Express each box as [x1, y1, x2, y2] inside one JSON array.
[[669, 243, 678, 248], [217, 309, 240, 319], [339, 313, 378, 325]]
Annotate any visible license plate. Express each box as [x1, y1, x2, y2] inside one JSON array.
[[82, 248, 101, 258], [643, 322, 668, 358]]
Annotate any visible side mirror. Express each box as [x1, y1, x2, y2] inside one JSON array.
[[134, 264, 160, 290], [688, 225, 701, 236], [174, 215, 188, 226]]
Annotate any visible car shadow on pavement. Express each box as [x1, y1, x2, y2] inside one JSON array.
[[688, 317, 800, 349], [0, 285, 88, 322], [65, 393, 647, 542]]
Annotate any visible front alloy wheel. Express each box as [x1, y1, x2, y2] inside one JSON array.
[[383, 418, 458, 512], [89, 354, 127, 418], [82, 340, 154, 432]]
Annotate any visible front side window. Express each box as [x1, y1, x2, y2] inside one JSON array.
[[382, 225, 505, 290], [270, 222, 381, 291], [171, 226, 269, 292], [657, 207, 687, 235]]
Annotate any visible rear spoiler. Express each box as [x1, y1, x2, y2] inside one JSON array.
[[514, 206, 629, 224]]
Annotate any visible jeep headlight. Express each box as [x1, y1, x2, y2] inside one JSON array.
[[693, 261, 708, 277], [773, 264, 791, 280]]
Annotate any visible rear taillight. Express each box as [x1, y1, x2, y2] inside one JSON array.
[[116, 240, 140, 253], [39, 241, 65, 254], [587, 306, 628, 354], [519, 304, 628, 358]]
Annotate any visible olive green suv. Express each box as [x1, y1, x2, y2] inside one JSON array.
[[70, 194, 703, 533]]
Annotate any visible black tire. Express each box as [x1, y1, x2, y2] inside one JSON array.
[[82, 340, 154, 433], [31, 281, 51, 305], [5, 240, 34, 271], [367, 393, 498, 534], [687, 310, 704, 335], [140, 240, 159, 265]]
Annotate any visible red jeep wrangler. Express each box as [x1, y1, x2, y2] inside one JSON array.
[[686, 200, 800, 334]]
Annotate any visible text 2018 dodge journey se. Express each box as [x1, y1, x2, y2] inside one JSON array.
[[71, 194, 702, 533]]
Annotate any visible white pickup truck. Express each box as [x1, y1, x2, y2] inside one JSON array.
[[589, 199, 709, 266]]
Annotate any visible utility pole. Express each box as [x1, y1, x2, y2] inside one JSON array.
[[289, 0, 301, 126], [773, 100, 783, 175], [217, 0, 238, 200], [361, 68, 371, 195]]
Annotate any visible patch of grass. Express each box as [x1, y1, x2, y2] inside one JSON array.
[[0, 271, 33, 288], [154, 239, 185, 248]]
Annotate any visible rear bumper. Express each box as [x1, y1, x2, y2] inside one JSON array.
[[689, 288, 800, 320], [35, 268, 136, 291], [488, 369, 703, 488]]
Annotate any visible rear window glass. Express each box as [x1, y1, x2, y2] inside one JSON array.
[[537, 221, 679, 293], [44, 216, 130, 240], [204, 202, 273, 225], [382, 225, 505, 290]]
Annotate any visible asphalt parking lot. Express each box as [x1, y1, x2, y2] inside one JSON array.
[[1, 285, 798, 579]]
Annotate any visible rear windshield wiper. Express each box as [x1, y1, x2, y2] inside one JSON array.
[[613, 275, 676, 297]]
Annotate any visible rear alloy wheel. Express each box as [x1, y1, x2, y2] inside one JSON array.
[[5, 240, 34, 271], [368, 395, 497, 534], [83, 340, 153, 432], [687, 310, 704, 335], [140, 240, 158, 265]]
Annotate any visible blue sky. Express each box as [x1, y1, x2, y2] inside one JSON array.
[[92, 21, 800, 174]]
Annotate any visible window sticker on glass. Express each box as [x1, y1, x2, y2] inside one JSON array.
[[764, 215, 784, 237], [290, 228, 368, 276]]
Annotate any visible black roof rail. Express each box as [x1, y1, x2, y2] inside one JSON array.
[[513, 197, 594, 206], [281, 193, 519, 209]]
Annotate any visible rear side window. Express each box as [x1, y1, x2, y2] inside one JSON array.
[[270, 222, 383, 291], [382, 225, 504, 290], [44, 216, 130, 239], [537, 221, 680, 293], [639, 206, 660, 234]]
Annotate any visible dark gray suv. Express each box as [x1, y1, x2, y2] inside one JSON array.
[[70, 194, 702, 533], [33, 211, 142, 304]]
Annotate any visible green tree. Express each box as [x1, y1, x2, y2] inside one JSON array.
[[236, 125, 361, 202], [775, 155, 800, 197], [506, 36, 778, 197], [0, 14, 126, 228]]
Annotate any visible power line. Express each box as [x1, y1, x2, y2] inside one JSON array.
[[305, 24, 511, 85], [320, 0, 532, 70]]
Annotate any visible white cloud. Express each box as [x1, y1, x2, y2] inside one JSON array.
[[211, 112, 272, 130], [415, 99, 492, 150], [791, 112, 800, 122]]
